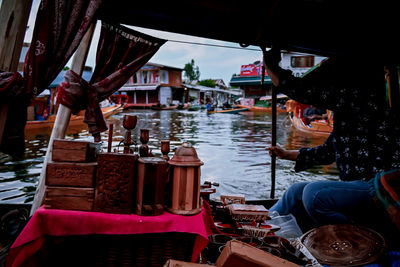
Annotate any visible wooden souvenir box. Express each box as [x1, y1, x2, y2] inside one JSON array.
[[216, 240, 299, 267], [46, 162, 97, 187], [94, 153, 138, 214], [228, 204, 269, 221], [163, 259, 211, 267], [136, 157, 168, 216], [44, 186, 94, 211], [52, 139, 100, 163], [220, 194, 245, 206]]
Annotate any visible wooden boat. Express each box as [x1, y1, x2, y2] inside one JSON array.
[[25, 104, 123, 131], [2, 0, 400, 266], [237, 94, 288, 113], [207, 107, 249, 114], [187, 105, 202, 111], [286, 100, 333, 136], [290, 115, 332, 136], [237, 104, 287, 113], [151, 105, 178, 110], [123, 103, 155, 109]]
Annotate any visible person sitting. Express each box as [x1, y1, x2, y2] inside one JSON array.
[[302, 105, 327, 124], [223, 102, 232, 109], [264, 51, 400, 244]]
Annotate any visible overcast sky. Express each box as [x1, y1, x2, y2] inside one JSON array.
[[22, 0, 262, 86]]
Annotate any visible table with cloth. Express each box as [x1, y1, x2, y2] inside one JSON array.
[[6, 202, 217, 267]]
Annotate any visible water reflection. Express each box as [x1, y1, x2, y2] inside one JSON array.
[[0, 110, 338, 204]]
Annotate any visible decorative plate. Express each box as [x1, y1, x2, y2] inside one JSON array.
[[301, 224, 385, 266]]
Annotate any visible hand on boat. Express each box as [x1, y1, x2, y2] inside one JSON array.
[[267, 144, 299, 161]]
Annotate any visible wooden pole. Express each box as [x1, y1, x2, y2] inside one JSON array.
[[71, 23, 95, 76], [270, 83, 277, 199], [30, 23, 96, 215], [262, 47, 277, 199], [0, 0, 33, 147]]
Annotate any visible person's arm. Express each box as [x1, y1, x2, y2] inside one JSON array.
[[268, 132, 336, 172], [294, 132, 336, 172], [268, 144, 299, 161]]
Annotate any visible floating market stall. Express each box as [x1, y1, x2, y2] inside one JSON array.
[[1, 0, 400, 266]]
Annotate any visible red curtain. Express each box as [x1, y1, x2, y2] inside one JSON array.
[[0, 0, 102, 157], [24, 0, 102, 98], [58, 22, 166, 138]]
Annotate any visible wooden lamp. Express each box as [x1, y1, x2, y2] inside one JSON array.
[[167, 143, 204, 215]]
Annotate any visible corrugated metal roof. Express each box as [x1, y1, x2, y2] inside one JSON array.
[[229, 75, 272, 86], [119, 84, 159, 91], [183, 83, 242, 96], [143, 62, 183, 71]]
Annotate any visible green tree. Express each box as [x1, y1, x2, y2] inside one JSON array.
[[198, 79, 216, 88], [183, 59, 200, 82]]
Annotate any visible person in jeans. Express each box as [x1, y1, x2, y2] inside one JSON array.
[[265, 51, 400, 234]]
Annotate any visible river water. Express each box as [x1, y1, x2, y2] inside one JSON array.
[[0, 109, 338, 204]]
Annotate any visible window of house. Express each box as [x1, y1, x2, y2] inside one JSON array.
[[160, 70, 168, 83], [141, 71, 148, 83], [290, 56, 315, 68]]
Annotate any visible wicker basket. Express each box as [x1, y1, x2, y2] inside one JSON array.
[[33, 233, 196, 267]]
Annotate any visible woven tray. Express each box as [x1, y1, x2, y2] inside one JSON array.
[[32, 233, 196, 267]]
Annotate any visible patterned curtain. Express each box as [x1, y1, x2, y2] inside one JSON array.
[[0, 0, 102, 157], [24, 0, 102, 98], [57, 22, 166, 139]]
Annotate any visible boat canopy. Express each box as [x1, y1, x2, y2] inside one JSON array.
[[98, 0, 400, 61], [119, 85, 159, 91], [259, 94, 288, 101]]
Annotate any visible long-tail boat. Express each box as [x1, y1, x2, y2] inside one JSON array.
[[207, 107, 249, 114], [237, 94, 289, 113], [26, 104, 123, 131]]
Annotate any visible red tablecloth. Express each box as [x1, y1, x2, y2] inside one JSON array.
[[7, 203, 216, 267]]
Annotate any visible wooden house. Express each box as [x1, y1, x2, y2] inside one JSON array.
[[117, 63, 183, 108]]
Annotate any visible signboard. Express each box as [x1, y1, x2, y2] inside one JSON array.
[[240, 64, 268, 76], [240, 98, 255, 107]]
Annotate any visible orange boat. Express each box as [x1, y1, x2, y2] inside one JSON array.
[[237, 94, 288, 113], [237, 104, 287, 113], [286, 99, 333, 136], [26, 104, 123, 131]]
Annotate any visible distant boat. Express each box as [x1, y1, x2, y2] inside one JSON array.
[[286, 99, 333, 136], [207, 107, 249, 114], [151, 105, 178, 110], [236, 104, 287, 113], [237, 94, 288, 113], [26, 104, 123, 130], [187, 105, 204, 111]]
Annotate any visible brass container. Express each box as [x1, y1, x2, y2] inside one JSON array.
[[122, 115, 137, 154], [168, 143, 204, 215], [123, 115, 137, 130], [139, 129, 150, 157], [161, 140, 170, 160]]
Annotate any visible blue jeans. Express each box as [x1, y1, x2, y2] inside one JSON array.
[[270, 180, 376, 227]]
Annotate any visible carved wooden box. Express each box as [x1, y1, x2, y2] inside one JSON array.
[[45, 186, 94, 211], [94, 153, 138, 214], [52, 139, 99, 162], [136, 157, 168, 216], [46, 162, 97, 187]]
